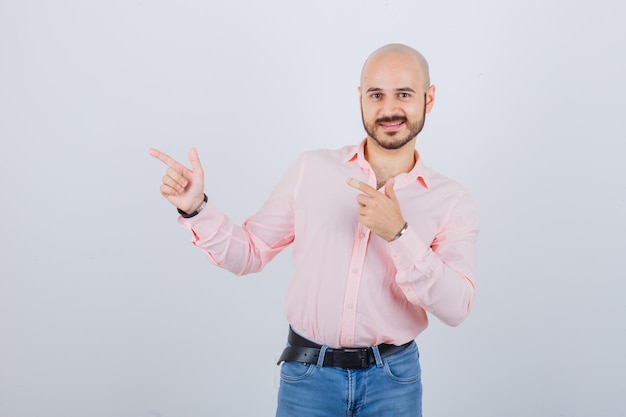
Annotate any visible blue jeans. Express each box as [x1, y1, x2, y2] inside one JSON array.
[[276, 341, 422, 417]]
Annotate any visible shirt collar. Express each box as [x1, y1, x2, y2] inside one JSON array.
[[343, 139, 429, 189]]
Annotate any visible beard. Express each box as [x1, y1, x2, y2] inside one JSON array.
[[361, 96, 427, 150]]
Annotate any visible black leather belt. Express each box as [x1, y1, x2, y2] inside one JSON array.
[[277, 327, 412, 369]]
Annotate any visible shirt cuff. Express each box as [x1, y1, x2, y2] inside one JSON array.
[[177, 199, 225, 240], [388, 226, 431, 271]]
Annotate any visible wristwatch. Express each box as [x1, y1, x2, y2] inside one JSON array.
[[177, 194, 208, 218]]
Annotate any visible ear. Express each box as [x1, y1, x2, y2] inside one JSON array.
[[425, 85, 436, 114]]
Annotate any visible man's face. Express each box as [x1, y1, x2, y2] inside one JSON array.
[[359, 53, 434, 150]]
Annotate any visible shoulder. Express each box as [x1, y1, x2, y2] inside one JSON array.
[[422, 164, 478, 215], [300, 144, 354, 158], [295, 145, 355, 166], [423, 164, 471, 195]]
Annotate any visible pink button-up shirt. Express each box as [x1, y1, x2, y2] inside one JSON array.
[[179, 141, 479, 348]]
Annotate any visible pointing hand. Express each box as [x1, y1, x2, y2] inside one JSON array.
[[347, 177, 406, 241], [149, 147, 206, 214]]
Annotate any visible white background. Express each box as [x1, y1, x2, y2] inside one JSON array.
[[1, 0, 625, 416]]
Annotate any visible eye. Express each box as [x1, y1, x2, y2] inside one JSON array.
[[398, 92, 411, 98], [371, 93, 382, 100]]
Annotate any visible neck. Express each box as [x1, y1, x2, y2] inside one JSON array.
[[364, 137, 417, 189]]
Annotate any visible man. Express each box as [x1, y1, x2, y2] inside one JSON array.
[[149, 43, 478, 417]]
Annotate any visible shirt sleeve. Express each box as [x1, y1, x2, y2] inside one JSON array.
[[389, 190, 479, 326], [177, 155, 304, 276]]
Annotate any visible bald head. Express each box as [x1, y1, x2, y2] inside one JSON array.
[[358, 44, 436, 152], [360, 44, 430, 90]]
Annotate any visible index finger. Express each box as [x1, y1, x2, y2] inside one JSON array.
[[148, 148, 185, 171], [346, 178, 378, 196]]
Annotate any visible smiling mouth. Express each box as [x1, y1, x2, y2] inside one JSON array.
[[379, 120, 405, 131]]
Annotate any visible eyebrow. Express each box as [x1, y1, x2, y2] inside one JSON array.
[[366, 87, 417, 93]]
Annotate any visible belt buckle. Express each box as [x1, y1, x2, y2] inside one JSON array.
[[335, 348, 370, 369]]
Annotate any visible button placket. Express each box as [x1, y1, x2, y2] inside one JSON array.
[[339, 224, 370, 346]]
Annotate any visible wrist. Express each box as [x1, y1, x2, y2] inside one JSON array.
[[389, 222, 408, 242], [178, 194, 208, 218]]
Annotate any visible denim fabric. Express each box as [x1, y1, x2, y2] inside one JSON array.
[[276, 341, 422, 417]]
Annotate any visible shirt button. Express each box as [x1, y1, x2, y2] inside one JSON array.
[[352, 268, 359, 274], [347, 303, 354, 309], [360, 232, 366, 239]]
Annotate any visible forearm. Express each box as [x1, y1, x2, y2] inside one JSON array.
[[391, 227, 477, 326], [178, 200, 292, 275]]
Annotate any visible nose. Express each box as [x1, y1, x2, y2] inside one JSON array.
[[380, 96, 401, 117]]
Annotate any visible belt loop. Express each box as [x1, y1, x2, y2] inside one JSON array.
[[371, 345, 384, 368], [316, 345, 329, 368]]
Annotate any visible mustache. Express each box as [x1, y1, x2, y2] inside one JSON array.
[[375, 115, 407, 124]]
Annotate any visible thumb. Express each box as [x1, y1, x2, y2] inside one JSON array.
[[188, 147, 204, 173], [384, 177, 398, 202]]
